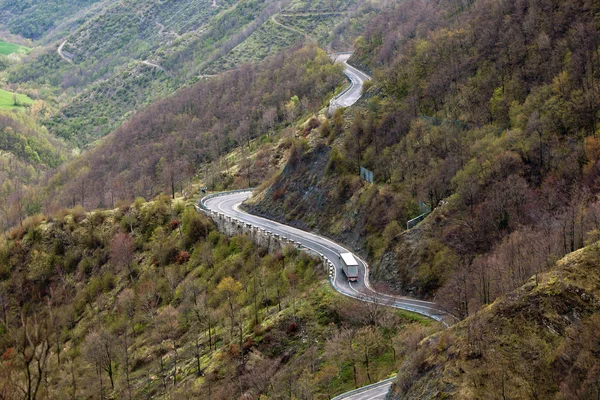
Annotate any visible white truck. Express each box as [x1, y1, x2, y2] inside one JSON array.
[[340, 252, 359, 282]]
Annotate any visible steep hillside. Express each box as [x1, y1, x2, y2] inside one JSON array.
[[247, 0, 600, 317], [0, 199, 440, 399], [0, 109, 68, 231], [388, 241, 600, 399], [40, 45, 343, 212], [5, 0, 375, 148]]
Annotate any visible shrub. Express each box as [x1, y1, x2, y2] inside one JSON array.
[[286, 322, 299, 335], [70, 205, 86, 223], [175, 251, 190, 264], [272, 186, 286, 201], [182, 208, 209, 247]]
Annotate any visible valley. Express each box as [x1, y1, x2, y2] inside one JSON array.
[[0, 0, 600, 399]]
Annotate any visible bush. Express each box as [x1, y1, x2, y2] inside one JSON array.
[[182, 208, 210, 247], [286, 322, 299, 335], [175, 251, 190, 264]]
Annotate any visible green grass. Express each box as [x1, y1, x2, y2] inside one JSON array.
[[0, 40, 31, 56], [0, 89, 33, 109]]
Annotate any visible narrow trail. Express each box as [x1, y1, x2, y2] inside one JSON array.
[[141, 60, 165, 71], [270, 15, 314, 41]]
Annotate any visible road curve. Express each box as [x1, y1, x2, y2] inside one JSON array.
[[201, 190, 452, 399], [330, 53, 371, 113], [201, 191, 450, 322], [57, 41, 73, 63]]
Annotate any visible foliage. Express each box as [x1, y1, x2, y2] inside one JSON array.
[[0, 201, 438, 399], [0, 0, 103, 39], [0, 110, 68, 230], [390, 242, 600, 400]]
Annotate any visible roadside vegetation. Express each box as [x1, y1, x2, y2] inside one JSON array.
[[0, 198, 440, 399]]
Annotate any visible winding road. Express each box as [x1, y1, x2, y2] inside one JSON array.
[[199, 52, 446, 400], [330, 53, 371, 114], [57, 41, 74, 63], [200, 191, 452, 399]]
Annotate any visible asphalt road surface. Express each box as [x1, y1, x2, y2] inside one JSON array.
[[342, 382, 391, 400], [330, 53, 371, 109]]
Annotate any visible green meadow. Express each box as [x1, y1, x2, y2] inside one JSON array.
[[0, 40, 31, 56], [0, 88, 33, 109]]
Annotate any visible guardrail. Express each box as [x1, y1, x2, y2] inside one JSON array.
[[406, 212, 430, 230], [199, 189, 448, 324], [331, 376, 396, 400], [198, 188, 256, 210]]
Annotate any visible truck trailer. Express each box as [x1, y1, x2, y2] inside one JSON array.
[[340, 252, 359, 282]]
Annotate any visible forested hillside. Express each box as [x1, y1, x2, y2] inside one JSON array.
[[388, 240, 600, 399], [246, 0, 600, 318], [37, 45, 343, 214], [3, 0, 374, 147], [0, 0, 104, 40], [0, 109, 68, 231], [0, 199, 439, 399]]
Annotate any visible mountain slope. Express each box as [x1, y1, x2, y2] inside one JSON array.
[[246, 0, 600, 317], [388, 241, 600, 399], [0, 199, 439, 399], [41, 44, 343, 211], [5, 0, 373, 148]]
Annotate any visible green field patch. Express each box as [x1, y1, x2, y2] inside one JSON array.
[[0, 89, 34, 109], [0, 40, 31, 56]]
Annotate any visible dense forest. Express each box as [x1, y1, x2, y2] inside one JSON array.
[[0, 0, 102, 40], [0, 198, 439, 399]]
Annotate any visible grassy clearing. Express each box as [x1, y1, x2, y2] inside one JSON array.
[[0, 40, 31, 56], [0, 88, 33, 109]]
